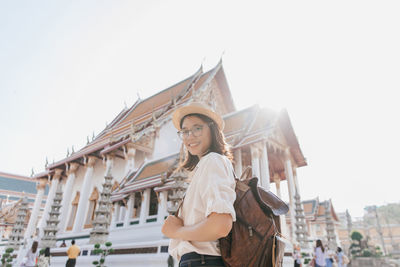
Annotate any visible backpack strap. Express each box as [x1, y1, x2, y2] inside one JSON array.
[[174, 166, 252, 218]]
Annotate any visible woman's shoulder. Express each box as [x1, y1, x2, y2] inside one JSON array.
[[202, 152, 230, 164], [199, 152, 231, 169]]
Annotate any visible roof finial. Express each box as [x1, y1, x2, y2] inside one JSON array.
[[45, 157, 49, 168], [67, 147, 70, 157], [87, 136, 90, 144], [124, 101, 128, 109], [137, 92, 141, 100], [71, 145, 75, 154], [31, 168, 34, 177], [201, 56, 206, 68], [92, 131, 95, 141], [220, 51, 225, 62]]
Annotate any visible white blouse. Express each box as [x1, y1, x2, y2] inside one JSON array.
[[168, 152, 236, 261]]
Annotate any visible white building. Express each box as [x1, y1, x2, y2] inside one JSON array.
[[20, 61, 307, 266]]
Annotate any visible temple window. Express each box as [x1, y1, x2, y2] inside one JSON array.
[[146, 188, 158, 223], [132, 192, 141, 219], [84, 187, 99, 228], [148, 188, 158, 217], [66, 191, 80, 231]]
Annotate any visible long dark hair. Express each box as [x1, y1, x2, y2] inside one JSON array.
[[316, 239, 325, 253], [179, 113, 232, 171], [31, 241, 38, 253]]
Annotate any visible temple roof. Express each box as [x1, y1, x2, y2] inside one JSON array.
[[302, 198, 339, 222], [46, 61, 235, 172], [223, 105, 306, 167], [0, 171, 49, 199], [111, 153, 179, 201]]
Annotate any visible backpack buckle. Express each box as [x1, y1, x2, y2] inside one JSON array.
[[248, 226, 253, 237]]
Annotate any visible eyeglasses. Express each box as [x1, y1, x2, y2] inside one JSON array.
[[177, 124, 206, 139]]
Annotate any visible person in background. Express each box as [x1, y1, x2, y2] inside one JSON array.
[[66, 239, 80, 267], [313, 239, 326, 267], [293, 244, 302, 267], [60, 239, 67, 247], [336, 247, 348, 267], [24, 241, 39, 267]]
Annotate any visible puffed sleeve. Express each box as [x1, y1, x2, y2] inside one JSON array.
[[198, 153, 236, 221]]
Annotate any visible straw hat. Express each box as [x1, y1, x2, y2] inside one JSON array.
[[172, 102, 224, 130]]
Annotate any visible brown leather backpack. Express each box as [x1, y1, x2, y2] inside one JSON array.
[[218, 168, 289, 267]]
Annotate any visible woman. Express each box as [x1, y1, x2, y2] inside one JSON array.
[[336, 247, 347, 267], [313, 240, 326, 267], [24, 241, 39, 267], [162, 102, 236, 267]]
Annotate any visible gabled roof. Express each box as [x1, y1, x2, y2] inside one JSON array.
[[111, 154, 179, 201], [222, 105, 306, 168], [302, 198, 339, 222], [48, 61, 235, 170], [0, 171, 49, 197]]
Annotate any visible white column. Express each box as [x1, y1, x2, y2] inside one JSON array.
[[124, 194, 134, 227], [124, 144, 136, 175], [157, 191, 168, 223], [293, 168, 301, 196], [73, 156, 96, 232], [274, 173, 289, 239], [58, 163, 79, 232], [250, 145, 261, 180], [38, 169, 62, 238], [260, 142, 271, 191], [139, 189, 150, 225], [111, 203, 120, 228], [119, 206, 126, 221], [284, 149, 297, 243], [234, 149, 242, 177], [24, 179, 47, 239]]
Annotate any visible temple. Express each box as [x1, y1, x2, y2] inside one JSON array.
[[8, 61, 313, 266], [0, 171, 48, 253]]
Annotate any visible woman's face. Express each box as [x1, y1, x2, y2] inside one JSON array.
[[181, 115, 212, 158]]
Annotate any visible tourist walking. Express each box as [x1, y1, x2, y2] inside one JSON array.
[[162, 102, 236, 267], [22, 241, 39, 267], [336, 247, 348, 267], [66, 240, 80, 267], [313, 239, 326, 267]]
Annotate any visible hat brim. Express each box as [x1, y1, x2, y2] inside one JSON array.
[[172, 104, 224, 130]]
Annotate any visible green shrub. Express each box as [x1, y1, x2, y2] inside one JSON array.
[[92, 242, 113, 267]]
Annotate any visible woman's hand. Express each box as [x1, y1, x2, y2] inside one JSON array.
[[161, 215, 184, 239]]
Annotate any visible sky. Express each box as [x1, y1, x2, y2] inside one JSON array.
[[1, 0, 399, 218]]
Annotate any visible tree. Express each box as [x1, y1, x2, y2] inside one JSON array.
[[350, 231, 364, 257], [1, 247, 14, 267], [92, 242, 114, 267], [351, 231, 363, 243]]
